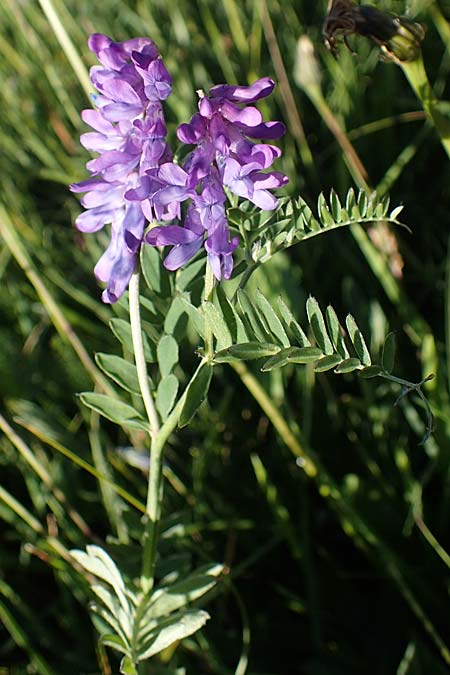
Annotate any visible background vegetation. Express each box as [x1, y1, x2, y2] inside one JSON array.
[[1, 0, 450, 673]]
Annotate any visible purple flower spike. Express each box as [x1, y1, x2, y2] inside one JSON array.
[[142, 75, 287, 280], [71, 34, 172, 302], [209, 77, 275, 102], [71, 34, 288, 297]]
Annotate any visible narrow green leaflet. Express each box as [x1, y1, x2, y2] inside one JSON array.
[[78, 393, 149, 431], [179, 363, 213, 428], [346, 314, 371, 366], [382, 332, 396, 373], [287, 346, 323, 363], [214, 342, 281, 363], [140, 243, 171, 297], [91, 585, 131, 642], [261, 346, 301, 371], [317, 192, 335, 227], [73, 546, 126, 592], [164, 296, 188, 337], [325, 306, 350, 359], [237, 289, 272, 342], [92, 604, 131, 645], [110, 318, 155, 362], [329, 188, 343, 221], [215, 285, 244, 343], [255, 290, 290, 347], [360, 365, 383, 378], [120, 655, 137, 675], [179, 296, 205, 339], [314, 354, 343, 372], [138, 610, 210, 661], [203, 301, 233, 351], [334, 357, 363, 374], [101, 634, 129, 657], [95, 353, 146, 394], [306, 297, 334, 354], [175, 257, 206, 292], [139, 563, 223, 623], [390, 205, 404, 220], [157, 334, 179, 377], [277, 297, 310, 347], [156, 374, 179, 420], [357, 189, 368, 217]]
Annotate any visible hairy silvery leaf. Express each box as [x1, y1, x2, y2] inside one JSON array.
[[137, 610, 210, 661], [110, 318, 155, 361], [157, 334, 179, 377], [138, 563, 223, 624], [95, 353, 144, 394], [156, 374, 179, 420], [179, 363, 213, 428], [203, 301, 233, 350], [78, 393, 149, 431]]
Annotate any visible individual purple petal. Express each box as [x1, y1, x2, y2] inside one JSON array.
[[70, 176, 108, 193], [137, 59, 172, 101], [75, 205, 122, 232], [251, 171, 289, 190], [221, 158, 282, 210], [220, 101, 263, 127], [177, 114, 207, 144], [194, 173, 227, 230], [205, 221, 239, 280], [198, 97, 214, 119], [80, 131, 122, 152], [123, 202, 146, 252], [146, 224, 201, 246], [209, 115, 231, 154], [80, 184, 123, 209], [163, 238, 204, 270], [209, 77, 275, 102], [81, 109, 115, 134], [234, 120, 286, 139], [154, 163, 194, 204], [101, 78, 142, 104], [100, 249, 137, 303], [124, 175, 153, 201], [101, 101, 145, 122], [234, 141, 281, 168]]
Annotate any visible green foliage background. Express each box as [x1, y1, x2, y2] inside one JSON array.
[[1, 0, 450, 673]]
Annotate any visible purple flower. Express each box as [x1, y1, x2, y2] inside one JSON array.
[[70, 34, 172, 303], [141, 78, 288, 280], [71, 35, 288, 296]]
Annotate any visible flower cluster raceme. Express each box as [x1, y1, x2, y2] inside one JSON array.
[[128, 78, 288, 281], [70, 33, 172, 303], [71, 34, 288, 302]]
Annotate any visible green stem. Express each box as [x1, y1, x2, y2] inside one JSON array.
[[204, 262, 215, 360], [400, 55, 450, 160], [129, 270, 160, 438], [128, 269, 164, 595], [139, 361, 206, 594]]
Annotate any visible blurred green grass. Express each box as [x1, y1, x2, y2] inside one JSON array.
[[1, 0, 450, 673]]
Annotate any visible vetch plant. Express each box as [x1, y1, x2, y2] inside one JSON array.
[[69, 31, 435, 674]]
